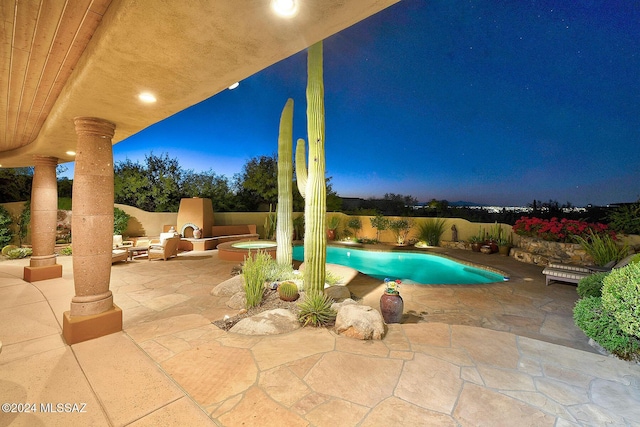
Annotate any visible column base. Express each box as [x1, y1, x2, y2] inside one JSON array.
[[24, 264, 63, 282], [62, 304, 123, 345]]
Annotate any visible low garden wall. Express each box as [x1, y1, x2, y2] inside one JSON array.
[[510, 236, 592, 266]]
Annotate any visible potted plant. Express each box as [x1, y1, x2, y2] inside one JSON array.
[[469, 226, 485, 252], [496, 233, 513, 256], [380, 278, 403, 323], [326, 215, 340, 241]]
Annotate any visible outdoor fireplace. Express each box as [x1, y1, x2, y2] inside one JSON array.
[[176, 198, 214, 238]]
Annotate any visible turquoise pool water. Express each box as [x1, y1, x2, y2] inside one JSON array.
[[292, 246, 504, 284], [231, 241, 277, 249]]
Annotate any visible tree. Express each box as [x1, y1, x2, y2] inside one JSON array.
[[182, 170, 236, 212], [234, 155, 279, 211], [114, 153, 184, 212], [0, 205, 13, 247], [0, 167, 33, 203]]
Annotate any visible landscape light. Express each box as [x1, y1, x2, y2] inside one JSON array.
[[66, 151, 76, 156], [271, 0, 298, 17]]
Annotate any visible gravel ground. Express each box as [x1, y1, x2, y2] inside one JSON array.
[[212, 288, 301, 331]]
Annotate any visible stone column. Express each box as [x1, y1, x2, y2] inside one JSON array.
[[23, 156, 63, 282], [63, 117, 122, 345]]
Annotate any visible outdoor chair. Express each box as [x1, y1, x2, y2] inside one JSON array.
[[113, 235, 133, 248], [148, 236, 180, 261], [112, 247, 129, 264], [112, 234, 132, 264], [543, 254, 636, 286]]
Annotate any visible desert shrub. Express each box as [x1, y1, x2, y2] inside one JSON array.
[[298, 292, 336, 327], [513, 216, 611, 242], [417, 218, 447, 246], [574, 231, 628, 267], [325, 270, 343, 286], [60, 246, 72, 256], [389, 218, 413, 245], [577, 271, 609, 298], [5, 247, 32, 259], [242, 250, 271, 308], [345, 217, 362, 238], [573, 296, 640, 361], [601, 263, 640, 339], [114, 207, 131, 235], [370, 214, 389, 241], [263, 260, 296, 283]]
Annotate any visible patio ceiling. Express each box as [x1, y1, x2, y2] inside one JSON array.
[[0, 0, 398, 168]]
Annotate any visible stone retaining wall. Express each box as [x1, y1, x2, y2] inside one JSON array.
[[513, 236, 593, 266]]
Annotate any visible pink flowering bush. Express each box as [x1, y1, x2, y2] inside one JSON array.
[[513, 217, 612, 242]]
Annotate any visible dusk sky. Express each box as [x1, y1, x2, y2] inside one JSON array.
[[104, 0, 639, 207]]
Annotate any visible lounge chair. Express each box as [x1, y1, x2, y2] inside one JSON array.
[[543, 254, 636, 286], [148, 235, 180, 261], [112, 247, 129, 264], [112, 235, 132, 264]]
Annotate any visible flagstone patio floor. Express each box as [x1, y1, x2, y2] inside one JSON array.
[[1, 248, 639, 426]]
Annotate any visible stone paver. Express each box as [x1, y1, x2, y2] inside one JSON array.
[[2, 249, 640, 426]]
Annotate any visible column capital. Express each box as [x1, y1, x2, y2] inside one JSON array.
[[32, 156, 59, 167], [73, 117, 116, 138]]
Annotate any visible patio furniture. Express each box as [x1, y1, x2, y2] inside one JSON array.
[[112, 247, 129, 264], [543, 254, 636, 286], [112, 234, 132, 264], [113, 235, 133, 248], [148, 236, 180, 261]]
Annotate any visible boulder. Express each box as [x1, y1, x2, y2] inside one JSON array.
[[230, 309, 300, 335], [226, 291, 246, 309], [324, 285, 351, 302], [331, 298, 358, 311], [334, 304, 385, 340], [212, 275, 244, 296]]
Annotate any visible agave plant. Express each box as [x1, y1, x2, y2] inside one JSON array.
[[298, 292, 336, 327]]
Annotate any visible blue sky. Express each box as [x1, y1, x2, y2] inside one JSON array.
[[102, 0, 639, 207]]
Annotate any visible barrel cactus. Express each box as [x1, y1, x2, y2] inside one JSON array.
[[278, 281, 299, 302]]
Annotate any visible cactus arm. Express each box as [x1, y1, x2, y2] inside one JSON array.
[[295, 138, 308, 199], [276, 99, 294, 265], [303, 41, 327, 295]]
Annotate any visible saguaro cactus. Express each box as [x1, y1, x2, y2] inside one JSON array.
[[295, 41, 327, 295], [276, 98, 294, 265]]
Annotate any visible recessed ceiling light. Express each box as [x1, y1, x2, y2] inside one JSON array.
[[271, 0, 298, 17], [138, 92, 157, 103], [228, 82, 240, 90], [66, 151, 76, 156]]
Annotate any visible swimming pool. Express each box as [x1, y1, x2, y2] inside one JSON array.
[[292, 246, 504, 284]]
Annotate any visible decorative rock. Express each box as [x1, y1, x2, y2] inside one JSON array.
[[324, 285, 351, 302], [230, 309, 300, 335], [335, 304, 385, 340], [226, 291, 246, 309], [331, 298, 358, 311], [212, 275, 244, 296]]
